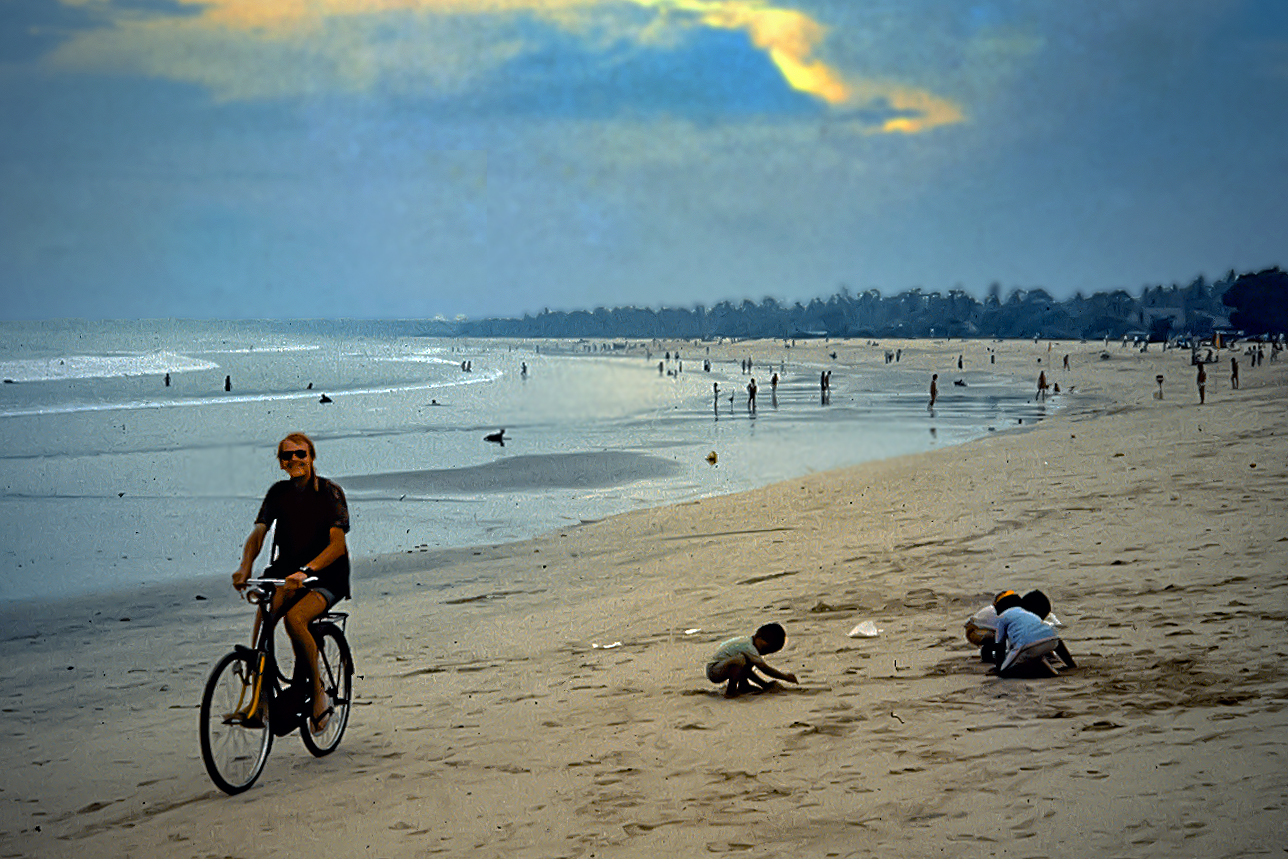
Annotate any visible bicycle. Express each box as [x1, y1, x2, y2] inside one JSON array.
[[199, 576, 355, 794]]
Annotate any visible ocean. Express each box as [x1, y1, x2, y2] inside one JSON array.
[[0, 320, 1055, 603]]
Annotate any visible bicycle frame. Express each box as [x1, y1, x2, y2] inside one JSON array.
[[202, 575, 353, 794], [241, 577, 335, 731]]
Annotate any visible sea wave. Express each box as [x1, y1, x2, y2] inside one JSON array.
[[0, 351, 219, 383], [198, 344, 320, 355], [0, 371, 500, 418], [366, 353, 462, 365]]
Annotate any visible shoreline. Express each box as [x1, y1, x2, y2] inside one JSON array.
[[0, 334, 1056, 605], [2, 338, 1285, 858]]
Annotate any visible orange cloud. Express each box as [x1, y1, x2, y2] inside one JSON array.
[[638, 0, 962, 131], [53, 0, 964, 132], [848, 80, 966, 134], [636, 0, 850, 104]]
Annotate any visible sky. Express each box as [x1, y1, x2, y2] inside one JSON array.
[[1, 0, 1285, 320]]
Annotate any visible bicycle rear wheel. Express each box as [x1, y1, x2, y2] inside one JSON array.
[[300, 623, 353, 756], [200, 649, 273, 794]]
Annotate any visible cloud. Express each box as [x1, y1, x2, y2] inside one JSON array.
[[45, 0, 963, 132], [631, 0, 848, 103], [843, 80, 963, 134]]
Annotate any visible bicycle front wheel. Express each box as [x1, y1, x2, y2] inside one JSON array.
[[200, 649, 273, 794], [300, 623, 353, 756]]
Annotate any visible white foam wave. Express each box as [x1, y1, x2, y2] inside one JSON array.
[[0, 351, 220, 383], [198, 344, 320, 355], [368, 354, 461, 366], [0, 370, 501, 418]]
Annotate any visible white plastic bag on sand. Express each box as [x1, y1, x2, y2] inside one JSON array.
[[847, 620, 883, 638]]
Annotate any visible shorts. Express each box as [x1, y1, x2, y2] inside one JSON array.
[[312, 586, 339, 610], [275, 579, 340, 614], [706, 655, 747, 683], [999, 637, 1059, 673]]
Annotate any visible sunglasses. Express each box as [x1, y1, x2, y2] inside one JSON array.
[[278, 449, 310, 461]]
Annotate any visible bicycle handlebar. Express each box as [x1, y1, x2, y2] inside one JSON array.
[[248, 575, 321, 588]]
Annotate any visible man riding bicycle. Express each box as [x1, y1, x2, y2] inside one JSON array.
[[233, 432, 350, 734]]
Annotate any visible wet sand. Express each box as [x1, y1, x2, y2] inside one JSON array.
[[1, 338, 1285, 858], [341, 450, 685, 495]]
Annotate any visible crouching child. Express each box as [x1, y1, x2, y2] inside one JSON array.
[[706, 622, 798, 698], [993, 590, 1076, 677]]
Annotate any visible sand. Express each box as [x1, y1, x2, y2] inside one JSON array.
[[1, 338, 1285, 858]]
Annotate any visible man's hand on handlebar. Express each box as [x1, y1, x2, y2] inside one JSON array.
[[232, 565, 252, 591], [283, 568, 311, 591]]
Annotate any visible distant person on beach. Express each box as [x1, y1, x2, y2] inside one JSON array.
[[1231, 357, 1239, 389], [992, 590, 1076, 677], [1197, 362, 1207, 404], [1063, 354, 1070, 370], [232, 432, 351, 733], [928, 374, 938, 409], [224, 375, 231, 392], [1037, 371, 1049, 400], [747, 378, 757, 411], [164, 372, 170, 387], [705, 623, 798, 698]]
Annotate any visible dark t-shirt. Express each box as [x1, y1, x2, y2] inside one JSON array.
[[255, 475, 351, 600]]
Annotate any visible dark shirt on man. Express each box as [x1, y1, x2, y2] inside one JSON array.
[[255, 476, 351, 600]]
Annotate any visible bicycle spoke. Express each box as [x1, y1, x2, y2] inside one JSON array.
[[200, 651, 273, 794], [300, 622, 352, 756]]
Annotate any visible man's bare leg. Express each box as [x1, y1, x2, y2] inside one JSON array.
[[282, 591, 330, 726]]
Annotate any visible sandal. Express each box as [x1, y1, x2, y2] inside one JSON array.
[[309, 705, 334, 734]]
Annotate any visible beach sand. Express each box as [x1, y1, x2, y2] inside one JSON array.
[[2, 338, 1285, 858]]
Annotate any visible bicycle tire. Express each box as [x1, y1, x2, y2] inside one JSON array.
[[200, 649, 274, 794], [300, 623, 353, 757]]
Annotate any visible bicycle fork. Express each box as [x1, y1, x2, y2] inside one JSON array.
[[227, 645, 268, 723]]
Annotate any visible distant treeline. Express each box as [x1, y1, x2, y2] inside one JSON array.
[[456, 267, 1287, 341]]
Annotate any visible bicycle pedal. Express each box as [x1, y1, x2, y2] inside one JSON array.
[[222, 711, 266, 729]]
